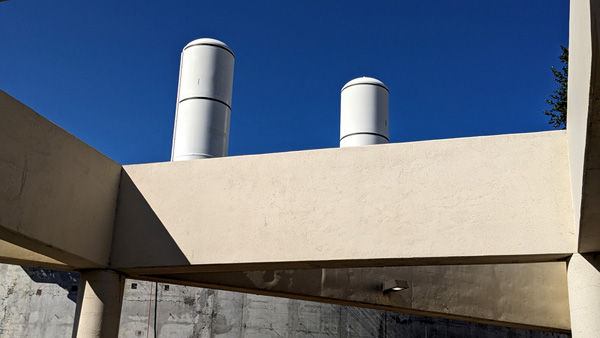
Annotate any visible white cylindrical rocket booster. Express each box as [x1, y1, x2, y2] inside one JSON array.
[[340, 77, 389, 147], [171, 38, 234, 161]]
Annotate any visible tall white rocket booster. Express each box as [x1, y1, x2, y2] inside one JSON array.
[[340, 77, 389, 147], [171, 38, 235, 161]]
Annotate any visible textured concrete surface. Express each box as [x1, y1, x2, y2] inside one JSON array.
[[0, 80, 580, 337], [567, 0, 592, 248], [570, 0, 600, 254], [0, 264, 569, 337], [155, 262, 570, 330], [73, 270, 125, 338], [567, 254, 600, 338], [154, 262, 570, 330], [0, 90, 121, 268], [0, 264, 78, 337], [112, 130, 574, 272], [568, 0, 600, 254]]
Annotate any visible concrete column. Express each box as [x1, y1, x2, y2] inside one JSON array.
[[567, 253, 600, 337], [72, 270, 125, 338]]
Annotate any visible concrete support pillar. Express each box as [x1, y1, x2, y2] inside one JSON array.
[[567, 253, 600, 337], [72, 270, 125, 338]]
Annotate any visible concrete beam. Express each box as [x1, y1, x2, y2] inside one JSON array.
[[0, 239, 71, 271], [138, 262, 570, 332], [0, 90, 121, 268], [568, 0, 600, 253], [111, 130, 575, 271]]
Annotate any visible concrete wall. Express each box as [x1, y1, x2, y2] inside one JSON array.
[[0, 264, 569, 337], [0, 264, 77, 337]]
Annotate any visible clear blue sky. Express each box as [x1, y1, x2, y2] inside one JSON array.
[[1, 1, 569, 165]]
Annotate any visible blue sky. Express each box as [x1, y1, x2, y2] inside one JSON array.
[[1, 1, 569, 164]]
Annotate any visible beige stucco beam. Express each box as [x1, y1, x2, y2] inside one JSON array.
[[568, 0, 600, 253], [0, 90, 121, 268], [111, 130, 576, 271], [0, 238, 72, 271], [135, 263, 570, 332]]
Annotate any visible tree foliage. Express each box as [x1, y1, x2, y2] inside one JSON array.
[[544, 46, 568, 129]]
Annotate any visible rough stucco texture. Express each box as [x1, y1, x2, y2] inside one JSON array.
[[112, 130, 574, 269], [0, 90, 121, 268], [567, 253, 600, 338], [567, 0, 592, 246], [575, 0, 600, 253]]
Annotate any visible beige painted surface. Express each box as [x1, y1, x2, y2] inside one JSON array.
[[566, 4, 600, 336], [569, 0, 600, 254], [568, 0, 592, 247], [574, 0, 600, 253], [568, 253, 600, 337], [0, 238, 70, 270], [154, 262, 570, 331], [111, 130, 575, 270], [0, 90, 121, 268], [73, 270, 125, 338]]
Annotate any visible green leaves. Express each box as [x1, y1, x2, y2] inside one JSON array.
[[544, 46, 568, 129]]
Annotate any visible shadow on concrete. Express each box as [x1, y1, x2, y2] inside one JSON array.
[[109, 169, 190, 270], [149, 264, 570, 334], [20, 266, 79, 302], [583, 253, 600, 272], [155, 267, 412, 310], [578, 0, 600, 254]]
